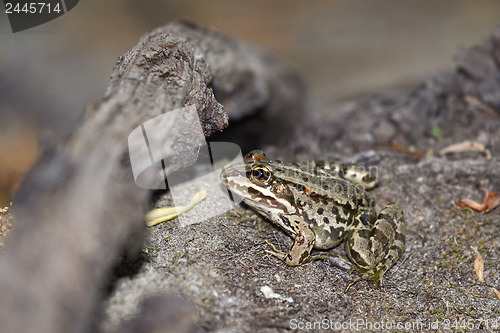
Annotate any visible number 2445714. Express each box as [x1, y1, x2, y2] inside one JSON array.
[[5, 2, 62, 14]]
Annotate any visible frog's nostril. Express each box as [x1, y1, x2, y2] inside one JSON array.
[[220, 168, 240, 180]]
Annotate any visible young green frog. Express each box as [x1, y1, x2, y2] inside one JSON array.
[[220, 150, 405, 291]]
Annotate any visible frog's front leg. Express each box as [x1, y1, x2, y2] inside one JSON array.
[[264, 216, 324, 266], [345, 203, 405, 291]]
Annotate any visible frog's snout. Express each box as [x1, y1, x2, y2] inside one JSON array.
[[220, 166, 239, 184], [220, 167, 230, 183]]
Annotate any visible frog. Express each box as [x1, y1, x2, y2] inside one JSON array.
[[220, 150, 405, 291]]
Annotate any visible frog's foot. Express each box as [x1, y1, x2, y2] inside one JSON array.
[[344, 265, 386, 292], [303, 254, 325, 264], [263, 239, 324, 266], [263, 239, 289, 261]]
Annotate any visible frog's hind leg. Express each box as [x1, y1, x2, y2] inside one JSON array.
[[345, 203, 405, 291]]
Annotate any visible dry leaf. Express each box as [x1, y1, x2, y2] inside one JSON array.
[[388, 141, 422, 158], [456, 187, 500, 213], [493, 288, 500, 300], [145, 186, 207, 227], [474, 251, 485, 282], [439, 140, 491, 159], [464, 95, 498, 118]]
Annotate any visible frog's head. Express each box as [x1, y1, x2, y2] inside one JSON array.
[[220, 151, 295, 215]]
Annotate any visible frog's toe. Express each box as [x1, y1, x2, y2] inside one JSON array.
[[304, 254, 325, 264], [348, 265, 363, 275], [345, 265, 386, 292], [371, 268, 385, 290], [264, 249, 286, 260], [264, 239, 285, 256], [263, 239, 288, 260], [344, 276, 362, 292], [263, 239, 281, 253]]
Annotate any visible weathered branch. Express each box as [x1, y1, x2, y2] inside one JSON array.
[[0, 21, 304, 333]]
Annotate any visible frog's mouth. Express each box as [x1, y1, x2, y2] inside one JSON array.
[[220, 166, 295, 214]]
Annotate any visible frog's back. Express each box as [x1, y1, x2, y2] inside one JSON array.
[[272, 161, 374, 209], [272, 161, 377, 249]]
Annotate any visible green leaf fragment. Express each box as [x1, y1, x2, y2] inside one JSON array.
[[431, 126, 442, 138]]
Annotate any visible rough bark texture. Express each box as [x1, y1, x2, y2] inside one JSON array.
[[0, 21, 303, 333]]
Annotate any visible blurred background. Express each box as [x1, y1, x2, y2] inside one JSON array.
[[1, 0, 500, 206]]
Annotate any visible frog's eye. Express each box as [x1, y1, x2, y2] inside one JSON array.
[[251, 166, 271, 182]]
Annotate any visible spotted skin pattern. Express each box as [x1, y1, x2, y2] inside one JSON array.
[[220, 150, 405, 291]]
